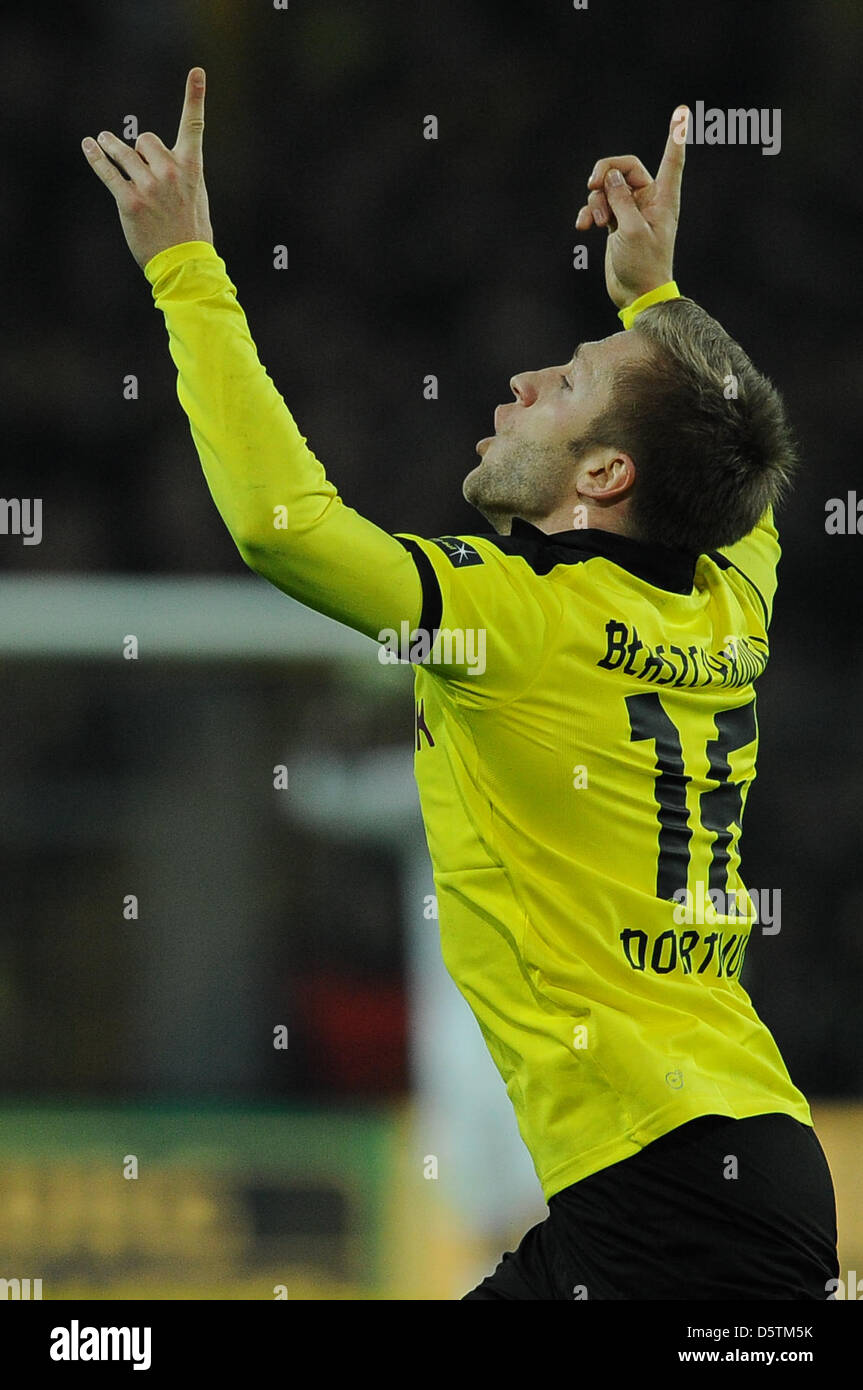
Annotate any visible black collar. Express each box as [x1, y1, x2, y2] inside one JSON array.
[[495, 516, 698, 594]]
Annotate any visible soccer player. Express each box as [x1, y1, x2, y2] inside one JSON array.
[[82, 71, 839, 1300]]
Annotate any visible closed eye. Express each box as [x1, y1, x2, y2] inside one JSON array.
[[560, 374, 572, 390]]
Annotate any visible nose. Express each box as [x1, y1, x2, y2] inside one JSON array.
[[509, 372, 538, 406]]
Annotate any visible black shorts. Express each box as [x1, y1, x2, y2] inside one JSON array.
[[463, 1112, 839, 1300]]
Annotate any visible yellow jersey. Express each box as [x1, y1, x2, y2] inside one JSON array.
[[145, 241, 811, 1201]]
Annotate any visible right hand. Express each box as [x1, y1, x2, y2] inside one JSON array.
[[575, 105, 688, 310], [82, 67, 214, 271]]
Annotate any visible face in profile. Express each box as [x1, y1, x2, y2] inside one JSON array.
[[464, 329, 647, 534]]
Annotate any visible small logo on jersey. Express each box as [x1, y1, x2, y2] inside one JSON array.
[[665, 1068, 684, 1089], [431, 537, 484, 567]]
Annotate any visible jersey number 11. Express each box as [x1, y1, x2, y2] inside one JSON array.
[[626, 691, 757, 901]]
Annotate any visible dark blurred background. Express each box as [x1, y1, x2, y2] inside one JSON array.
[[0, 0, 860, 1296]]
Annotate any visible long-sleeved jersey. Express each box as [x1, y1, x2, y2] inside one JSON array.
[[145, 241, 810, 1201]]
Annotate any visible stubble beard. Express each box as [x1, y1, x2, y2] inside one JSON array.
[[463, 436, 579, 535]]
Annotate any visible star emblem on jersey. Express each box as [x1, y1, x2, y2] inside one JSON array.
[[432, 537, 484, 567]]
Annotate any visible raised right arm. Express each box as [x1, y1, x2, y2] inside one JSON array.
[[82, 67, 425, 643]]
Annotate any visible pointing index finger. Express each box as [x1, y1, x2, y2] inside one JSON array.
[[655, 104, 687, 212], [175, 67, 206, 162]]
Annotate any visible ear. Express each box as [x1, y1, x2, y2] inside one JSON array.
[[577, 450, 636, 501]]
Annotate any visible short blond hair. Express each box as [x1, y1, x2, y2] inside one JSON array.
[[572, 298, 799, 554]]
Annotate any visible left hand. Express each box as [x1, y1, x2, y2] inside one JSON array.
[[575, 105, 688, 309], [82, 67, 214, 271]]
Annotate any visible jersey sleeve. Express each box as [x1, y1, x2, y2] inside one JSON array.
[[144, 240, 423, 642], [714, 506, 779, 628], [392, 532, 558, 704]]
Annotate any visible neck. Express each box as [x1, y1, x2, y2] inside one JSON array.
[[530, 496, 633, 538]]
